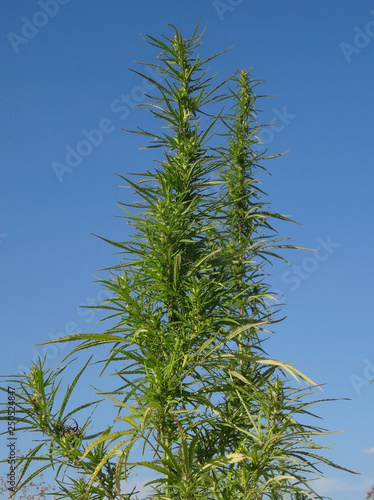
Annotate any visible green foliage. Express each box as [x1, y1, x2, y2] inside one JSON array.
[[1, 22, 354, 499]]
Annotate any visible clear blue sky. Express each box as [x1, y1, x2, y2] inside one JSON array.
[[1, 1, 374, 498]]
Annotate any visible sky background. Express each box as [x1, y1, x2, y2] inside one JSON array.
[[1, 1, 374, 498]]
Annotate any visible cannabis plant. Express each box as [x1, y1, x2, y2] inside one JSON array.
[[0, 22, 352, 499]]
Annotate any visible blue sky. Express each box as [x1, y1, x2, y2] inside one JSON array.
[[1, 1, 374, 498]]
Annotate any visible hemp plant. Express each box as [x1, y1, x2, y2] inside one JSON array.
[[1, 22, 353, 499]]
